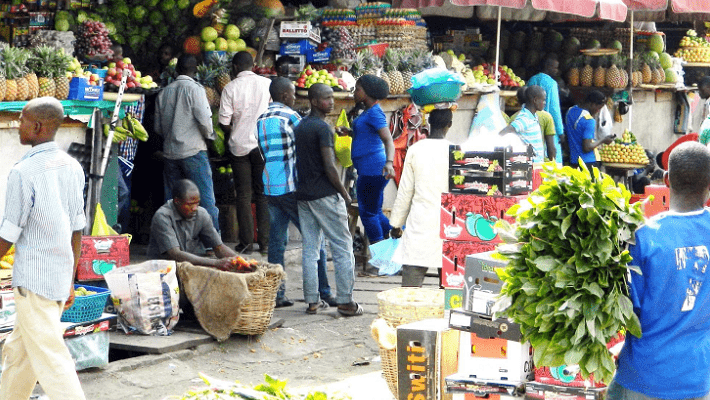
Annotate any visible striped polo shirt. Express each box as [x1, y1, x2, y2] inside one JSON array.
[[510, 106, 544, 163], [0, 142, 86, 301]]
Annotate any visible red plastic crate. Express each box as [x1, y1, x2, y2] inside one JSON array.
[[440, 193, 526, 242], [441, 240, 496, 289], [77, 236, 129, 281]]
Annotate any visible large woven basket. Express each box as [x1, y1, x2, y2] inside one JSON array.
[[233, 263, 284, 336], [376, 287, 445, 398]]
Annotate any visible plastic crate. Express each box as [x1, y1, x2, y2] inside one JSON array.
[[408, 82, 463, 106], [61, 284, 111, 323]]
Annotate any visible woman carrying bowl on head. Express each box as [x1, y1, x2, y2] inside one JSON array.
[[337, 75, 395, 244]]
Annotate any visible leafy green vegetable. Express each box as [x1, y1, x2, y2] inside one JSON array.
[[494, 162, 645, 384]]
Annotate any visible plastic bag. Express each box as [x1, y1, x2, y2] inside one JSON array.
[[410, 68, 465, 90], [91, 203, 118, 236], [334, 109, 353, 167], [65, 331, 109, 370], [104, 260, 180, 336], [466, 92, 527, 152], [369, 238, 402, 276]]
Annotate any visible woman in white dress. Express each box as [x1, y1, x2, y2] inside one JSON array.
[[389, 109, 453, 287]]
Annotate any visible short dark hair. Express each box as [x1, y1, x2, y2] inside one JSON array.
[[172, 179, 199, 200], [308, 83, 331, 101], [270, 77, 293, 100], [516, 86, 528, 104], [428, 109, 453, 130], [232, 51, 253, 70], [526, 85, 545, 103], [584, 90, 606, 105], [176, 54, 197, 75], [668, 141, 710, 195]]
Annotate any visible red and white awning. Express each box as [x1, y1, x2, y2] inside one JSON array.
[[623, 0, 710, 13]]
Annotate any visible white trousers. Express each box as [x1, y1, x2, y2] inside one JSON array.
[[0, 287, 85, 400]]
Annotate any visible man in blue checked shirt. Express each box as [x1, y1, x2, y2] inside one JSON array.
[[256, 77, 336, 309]]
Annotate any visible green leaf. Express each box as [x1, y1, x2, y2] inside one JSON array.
[[561, 214, 573, 236], [619, 294, 634, 319], [522, 281, 539, 295], [573, 321, 586, 345], [585, 351, 600, 374], [626, 311, 643, 338], [534, 256, 557, 272], [563, 345, 585, 365], [585, 282, 604, 298]]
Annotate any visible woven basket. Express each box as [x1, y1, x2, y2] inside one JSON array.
[[376, 287, 445, 398], [233, 263, 284, 336]]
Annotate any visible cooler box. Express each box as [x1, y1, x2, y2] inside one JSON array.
[[442, 240, 497, 289], [63, 317, 112, 370], [397, 318, 460, 400], [463, 251, 508, 314], [440, 193, 524, 243], [0, 289, 16, 329], [77, 236, 130, 281]]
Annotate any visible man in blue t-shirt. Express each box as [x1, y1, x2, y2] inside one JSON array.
[[564, 90, 615, 168], [609, 141, 710, 400]]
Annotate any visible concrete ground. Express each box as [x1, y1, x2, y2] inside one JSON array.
[[31, 240, 440, 400]]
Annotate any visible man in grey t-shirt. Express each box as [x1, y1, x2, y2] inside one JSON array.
[[148, 180, 236, 270]]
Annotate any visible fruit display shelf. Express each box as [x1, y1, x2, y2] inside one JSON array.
[[580, 48, 621, 56], [603, 162, 646, 170]]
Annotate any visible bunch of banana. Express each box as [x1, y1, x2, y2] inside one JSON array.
[[0, 245, 15, 269], [102, 114, 150, 143]]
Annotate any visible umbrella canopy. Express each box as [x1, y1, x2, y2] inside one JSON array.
[[623, 0, 710, 13], [397, 0, 628, 21]]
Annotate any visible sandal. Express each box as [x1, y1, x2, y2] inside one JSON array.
[[306, 299, 329, 314], [337, 302, 364, 317]]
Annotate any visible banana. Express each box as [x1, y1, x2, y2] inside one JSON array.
[[122, 116, 135, 136], [128, 115, 149, 142]]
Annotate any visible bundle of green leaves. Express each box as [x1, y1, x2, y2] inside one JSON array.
[[494, 162, 646, 384]]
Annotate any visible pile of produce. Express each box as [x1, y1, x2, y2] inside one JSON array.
[[295, 66, 348, 91], [466, 63, 524, 88], [0, 46, 73, 102], [103, 113, 149, 143], [674, 30, 710, 63], [74, 286, 99, 297], [103, 58, 158, 92], [598, 130, 650, 165], [75, 20, 113, 60], [494, 162, 644, 384], [197, 24, 247, 54], [165, 373, 350, 400], [350, 48, 434, 94]]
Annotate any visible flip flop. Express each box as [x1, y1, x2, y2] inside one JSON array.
[[337, 302, 364, 317], [306, 300, 329, 314]]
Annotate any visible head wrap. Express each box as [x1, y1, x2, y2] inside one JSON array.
[[358, 74, 389, 100]]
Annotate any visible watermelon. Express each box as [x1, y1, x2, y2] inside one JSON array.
[[660, 52, 672, 69], [648, 34, 664, 54], [665, 68, 678, 83], [564, 37, 581, 55], [546, 30, 564, 52], [586, 39, 601, 50]]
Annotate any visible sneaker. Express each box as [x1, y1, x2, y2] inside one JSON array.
[[235, 243, 253, 254], [275, 297, 294, 308]]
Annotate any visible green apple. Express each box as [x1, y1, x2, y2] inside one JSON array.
[[108, 62, 116, 69], [123, 57, 132, 65], [134, 70, 142, 79]]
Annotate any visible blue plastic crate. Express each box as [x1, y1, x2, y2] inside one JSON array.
[[407, 82, 463, 106], [61, 284, 111, 323]]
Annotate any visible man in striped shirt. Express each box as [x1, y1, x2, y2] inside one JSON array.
[[256, 77, 335, 308], [499, 85, 547, 163], [0, 97, 86, 399]]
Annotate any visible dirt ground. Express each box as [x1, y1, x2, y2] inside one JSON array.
[[30, 242, 439, 400]]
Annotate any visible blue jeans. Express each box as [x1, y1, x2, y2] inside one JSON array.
[[356, 174, 392, 243], [266, 193, 332, 299], [298, 194, 355, 305], [163, 151, 220, 232], [607, 380, 710, 400]]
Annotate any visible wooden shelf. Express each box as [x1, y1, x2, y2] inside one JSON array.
[[684, 62, 710, 67]]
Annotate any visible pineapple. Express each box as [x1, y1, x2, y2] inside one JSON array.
[[0, 51, 7, 102], [399, 52, 414, 91], [593, 56, 607, 88], [29, 46, 56, 98], [383, 49, 403, 95], [196, 64, 220, 108], [352, 48, 375, 79], [641, 56, 652, 84], [605, 55, 622, 89], [3, 47, 23, 102], [631, 58, 641, 87], [53, 49, 71, 100], [567, 56, 580, 87], [580, 56, 593, 87], [210, 52, 231, 94], [650, 57, 663, 85], [12, 48, 30, 101]]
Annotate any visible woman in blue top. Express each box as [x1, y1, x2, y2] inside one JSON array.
[[338, 75, 395, 244]]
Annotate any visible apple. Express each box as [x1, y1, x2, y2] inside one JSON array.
[[116, 61, 125, 69], [108, 62, 116, 69], [305, 69, 314, 76], [134, 70, 142, 79], [123, 57, 132, 65]]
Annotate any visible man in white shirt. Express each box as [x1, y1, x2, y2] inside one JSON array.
[[219, 52, 272, 255]]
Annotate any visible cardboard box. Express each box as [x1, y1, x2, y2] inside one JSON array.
[[446, 373, 525, 397], [0, 290, 16, 329], [463, 251, 508, 313], [525, 381, 607, 400], [450, 169, 532, 196], [442, 241, 496, 289], [452, 394, 521, 400], [445, 288, 463, 311], [458, 330, 534, 382], [279, 39, 315, 55], [440, 193, 524, 242], [397, 318, 460, 400], [68, 77, 103, 101], [279, 21, 320, 43], [449, 145, 533, 172], [77, 236, 130, 281]]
